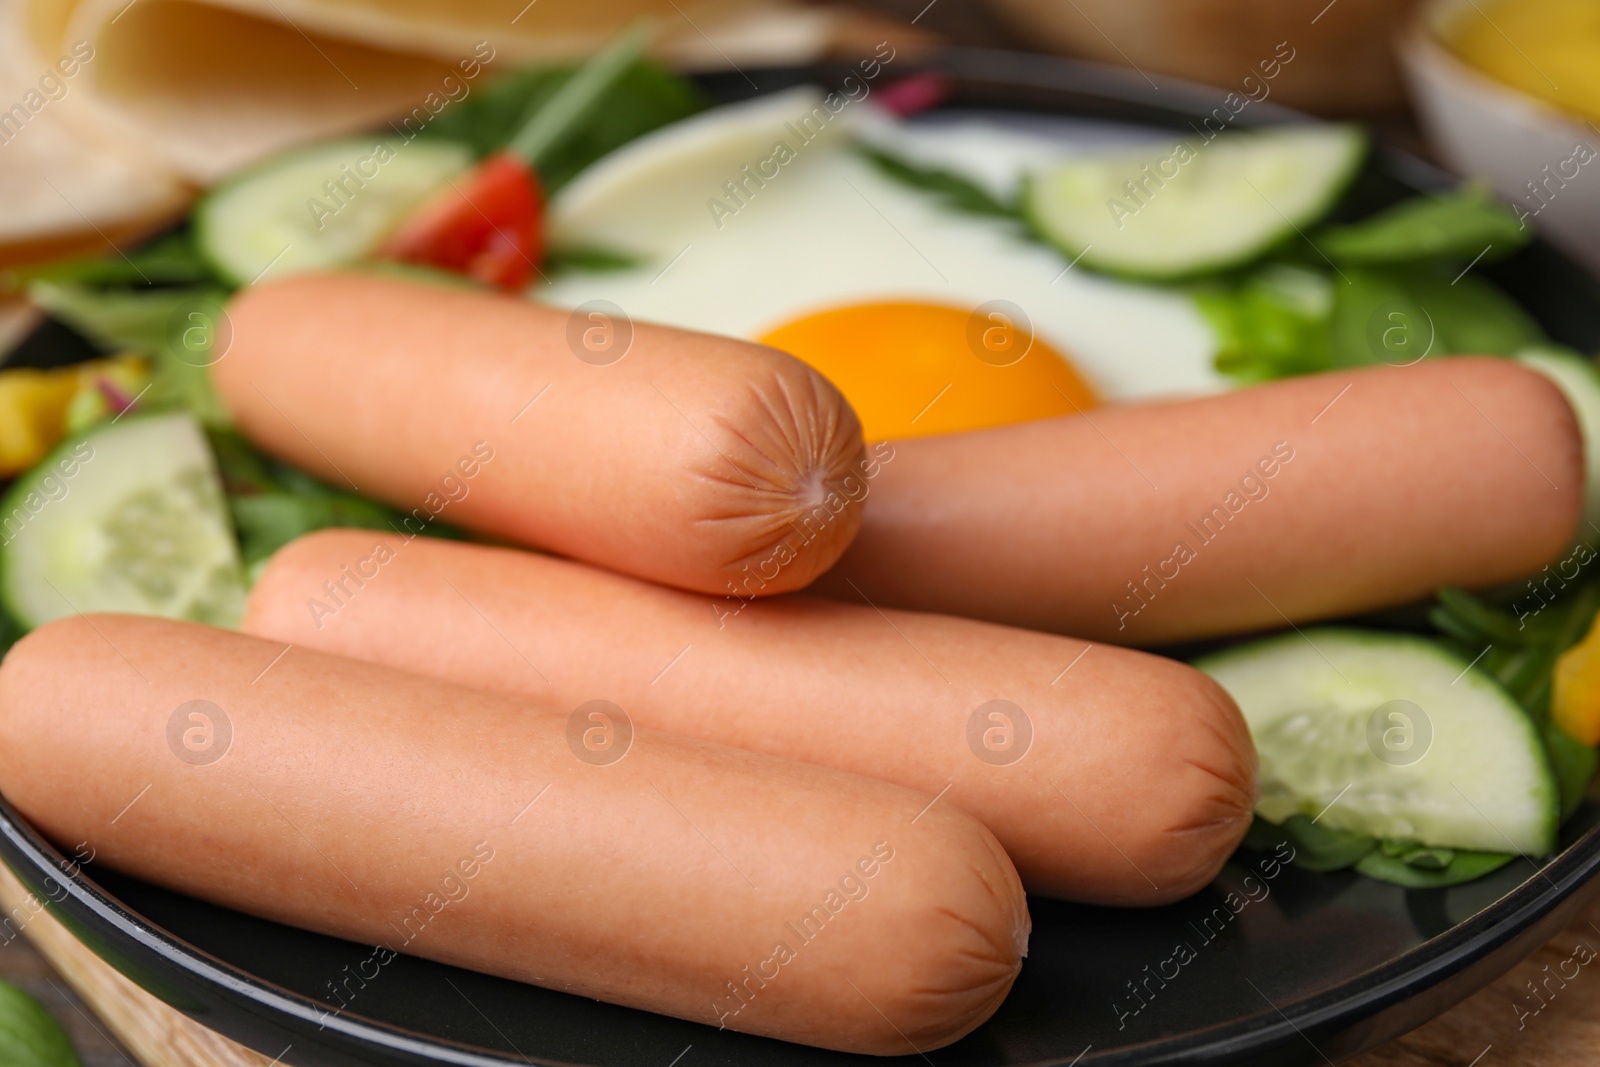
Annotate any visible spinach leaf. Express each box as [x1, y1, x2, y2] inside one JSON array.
[[28, 283, 232, 427], [1545, 721, 1598, 820], [1243, 814, 1375, 871], [543, 244, 645, 276], [1328, 264, 1544, 368], [1432, 581, 1600, 719], [231, 494, 416, 567], [417, 61, 706, 193], [1278, 814, 1377, 871], [26, 282, 198, 353], [5, 231, 223, 291], [1429, 581, 1600, 831], [0, 982, 80, 1067], [1354, 847, 1516, 888], [856, 145, 1021, 220], [1316, 185, 1531, 265], [208, 429, 463, 571], [1375, 838, 1454, 868]]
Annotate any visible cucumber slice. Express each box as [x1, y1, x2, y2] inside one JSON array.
[[1196, 628, 1558, 856], [1023, 125, 1366, 280], [0, 413, 246, 629], [1517, 346, 1600, 536], [195, 138, 473, 285]]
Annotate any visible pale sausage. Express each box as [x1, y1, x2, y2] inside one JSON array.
[[0, 614, 1029, 1054], [213, 272, 868, 597], [244, 529, 1258, 905], [811, 358, 1584, 645]]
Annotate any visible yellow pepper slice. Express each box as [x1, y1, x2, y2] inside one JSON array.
[[0, 369, 81, 477], [0, 356, 149, 477], [1553, 613, 1600, 746]]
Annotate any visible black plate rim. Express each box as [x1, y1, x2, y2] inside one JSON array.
[[0, 806, 544, 1067], [6, 44, 1600, 1067]]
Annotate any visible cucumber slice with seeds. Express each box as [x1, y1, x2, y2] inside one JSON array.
[[0, 412, 246, 629], [1023, 125, 1366, 279], [1196, 628, 1558, 857], [195, 137, 473, 286]]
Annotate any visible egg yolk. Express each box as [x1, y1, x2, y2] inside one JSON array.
[[759, 301, 1097, 441]]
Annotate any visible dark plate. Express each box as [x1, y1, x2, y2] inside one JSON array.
[[7, 46, 1600, 1067]]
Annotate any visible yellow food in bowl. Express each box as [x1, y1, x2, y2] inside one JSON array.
[[760, 300, 1097, 442], [1448, 0, 1600, 122]]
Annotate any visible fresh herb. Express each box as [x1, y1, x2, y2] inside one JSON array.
[[417, 61, 707, 194], [4, 230, 223, 292], [1243, 814, 1521, 888], [209, 429, 462, 571], [1545, 721, 1599, 820], [1316, 184, 1531, 265], [231, 493, 417, 568], [543, 244, 645, 276], [1250, 814, 1376, 871], [0, 981, 81, 1067], [1375, 837, 1454, 868], [1195, 265, 1335, 383], [26, 283, 232, 427], [1430, 582, 1600, 720], [26, 282, 203, 353], [856, 144, 1021, 220], [1328, 264, 1545, 368], [1210, 255, 1546, 384], [1429, 582, 1600, 822], [1353, 847, 1516, 888]]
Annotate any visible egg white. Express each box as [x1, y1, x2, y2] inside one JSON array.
[[540, 93, 1226, 402]]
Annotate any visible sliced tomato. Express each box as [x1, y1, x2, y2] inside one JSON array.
[[376, 151, 543, 290]]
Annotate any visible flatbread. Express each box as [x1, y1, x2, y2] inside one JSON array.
[[0, 0, 190, 258], [38, 0, 767, 181], [3, 0, 870, 249], [63, 0, 459, 180]]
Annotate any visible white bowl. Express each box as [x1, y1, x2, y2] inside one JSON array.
[[1399, 0, 1600, 273]]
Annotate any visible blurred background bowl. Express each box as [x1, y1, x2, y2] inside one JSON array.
[[982, 0, 1424, 112], [1399, 0, 1600, 273]]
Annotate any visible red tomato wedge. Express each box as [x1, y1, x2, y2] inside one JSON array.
[[376, 152, 543, 291], [373, 23, 653, 291]]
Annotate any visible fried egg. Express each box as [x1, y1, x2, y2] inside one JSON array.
[[541, 87, 1224, 440]]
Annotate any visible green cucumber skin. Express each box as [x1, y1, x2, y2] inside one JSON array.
[[194, 137, 473, 286], [0, 427, 100, 628], [1196, 626, 1560, 857], [0, 412, 245, 631], [1021, 127, 1367, 282], [1516, 348, 1600, 536]]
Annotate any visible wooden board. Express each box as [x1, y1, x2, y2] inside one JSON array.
[[0, 864, 271, 1067], [1351, 894, 1600, 1066]]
